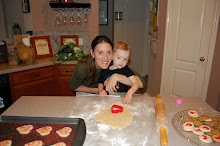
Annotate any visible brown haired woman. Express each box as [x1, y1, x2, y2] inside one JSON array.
[[70, 35, 145, 94]]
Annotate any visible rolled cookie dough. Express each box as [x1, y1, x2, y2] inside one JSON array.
[[95, 102, 133, 130]]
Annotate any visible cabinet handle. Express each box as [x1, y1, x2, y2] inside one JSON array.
[[53, 80, 56, 83], [31, 74, 40, 78], [65, 71, 73, 72]]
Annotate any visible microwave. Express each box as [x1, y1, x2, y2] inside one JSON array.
[[0, 41, 7, 63]]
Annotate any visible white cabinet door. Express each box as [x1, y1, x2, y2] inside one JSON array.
[[161, 0, 219, 99]]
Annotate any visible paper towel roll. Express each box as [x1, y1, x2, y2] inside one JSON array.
[[22, 37, 30, 47]]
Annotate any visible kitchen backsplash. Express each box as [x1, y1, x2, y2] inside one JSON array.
[[34, 30, 90, 55]]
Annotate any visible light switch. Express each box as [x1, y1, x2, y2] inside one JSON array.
[[79, 38, 83, 45]]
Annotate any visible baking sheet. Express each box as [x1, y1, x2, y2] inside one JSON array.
[[0, 116, 86, 146], [172, 109, 220, 146]]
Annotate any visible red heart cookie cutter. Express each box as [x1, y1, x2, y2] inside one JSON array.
[[111, 105, 123, 113]]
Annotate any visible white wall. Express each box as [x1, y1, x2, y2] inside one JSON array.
[[114, 0, 150, 76]]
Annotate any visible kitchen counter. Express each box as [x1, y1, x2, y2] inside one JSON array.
[[1, 94, 215, 145], [0, 57, 78, 75]]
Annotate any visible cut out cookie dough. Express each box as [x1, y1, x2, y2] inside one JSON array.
[[95, 102, 133, 130]]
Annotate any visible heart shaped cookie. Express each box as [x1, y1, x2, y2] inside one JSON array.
[[16, 125, 33, 134], [0, 140, 12, 146], [24, 140, 43, 146], [36, 126, 52, 136], [56, 127, 72, 137]]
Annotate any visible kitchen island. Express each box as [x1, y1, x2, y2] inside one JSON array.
[[1, 94, 216, 145]]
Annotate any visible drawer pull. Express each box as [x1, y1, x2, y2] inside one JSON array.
[[31, 74, 40, 78], [65, 71, 73, 73]]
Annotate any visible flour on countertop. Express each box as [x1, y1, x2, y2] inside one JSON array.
[[72, 96, 157, 145]]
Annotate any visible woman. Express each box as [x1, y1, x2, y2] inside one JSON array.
[[70, 35, 145, 94]]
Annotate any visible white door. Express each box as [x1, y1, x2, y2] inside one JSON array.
[[161, 0, 219, 100], [114, 0, 149, 76]]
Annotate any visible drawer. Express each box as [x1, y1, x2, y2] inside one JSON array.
[[56, 65, 76, 76], [10, 66, 54, 85]]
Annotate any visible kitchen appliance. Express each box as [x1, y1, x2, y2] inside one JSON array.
[[0, 41, 7, 63], [0, 74, 13, 114]]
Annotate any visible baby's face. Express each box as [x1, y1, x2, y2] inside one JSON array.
[[113, 49, 130, 69]]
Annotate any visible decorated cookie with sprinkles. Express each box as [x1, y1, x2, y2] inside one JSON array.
[[192, 127, 204, 135], [199, 125, 211, 132], [183, 122, 194, 131], [187, 110, 199, 118], [212, 135, 220, 143], [199, 134, 212, 143]]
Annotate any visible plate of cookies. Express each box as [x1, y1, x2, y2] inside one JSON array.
[[172, 109, 220, 145]]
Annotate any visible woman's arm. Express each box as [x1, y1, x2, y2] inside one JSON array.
[[75, 85, 98, 94], [104, 73, 132, 92], [104, 73, 143, 93]]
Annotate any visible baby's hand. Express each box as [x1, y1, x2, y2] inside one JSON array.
[[99, 90, 107, 95], [122, 94, 132, 105]]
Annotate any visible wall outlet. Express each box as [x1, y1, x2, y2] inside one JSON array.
[[79, 38, 83, 45]]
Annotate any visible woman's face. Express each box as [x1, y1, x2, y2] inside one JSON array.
[[91, 42, 113, 69]]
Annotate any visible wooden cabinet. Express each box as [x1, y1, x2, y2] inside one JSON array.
[[9, 66, 56, 102], [55, 64, 76, 96]]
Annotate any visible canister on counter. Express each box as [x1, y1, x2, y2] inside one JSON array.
[[7, 47, 20, 65]]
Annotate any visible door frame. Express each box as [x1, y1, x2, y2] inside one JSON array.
[[160, 0, 220, 100]]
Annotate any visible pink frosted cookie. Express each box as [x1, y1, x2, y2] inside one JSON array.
[[187, 110, 199, 117], [192, 127, 204, 135], [199, 134, 212, 143], [199, 125, 211, 132], [183, 122, 194, 131]]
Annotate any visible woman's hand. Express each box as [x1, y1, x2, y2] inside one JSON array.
[[104, 73, 119, 93], [99, 89, 108, 95]]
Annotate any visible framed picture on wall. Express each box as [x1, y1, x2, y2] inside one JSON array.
[[22, 0, 30, 13], [31, 36, 53, 58], [60, 35, 79, 46], [99, 0, 108, 25]]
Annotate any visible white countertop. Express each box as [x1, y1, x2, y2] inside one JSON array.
[[0, 57, 78, 75], [1, 94, 215, 146]]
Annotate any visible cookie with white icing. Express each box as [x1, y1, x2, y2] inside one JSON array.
[[199, 125, 211, 132], [192, 127, 204, 135], [187, 110, 199, 118], [183, 122, 194, 131], [199, 134, 212, 143]]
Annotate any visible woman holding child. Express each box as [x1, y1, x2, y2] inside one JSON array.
[[70, 35, 145, 104]]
